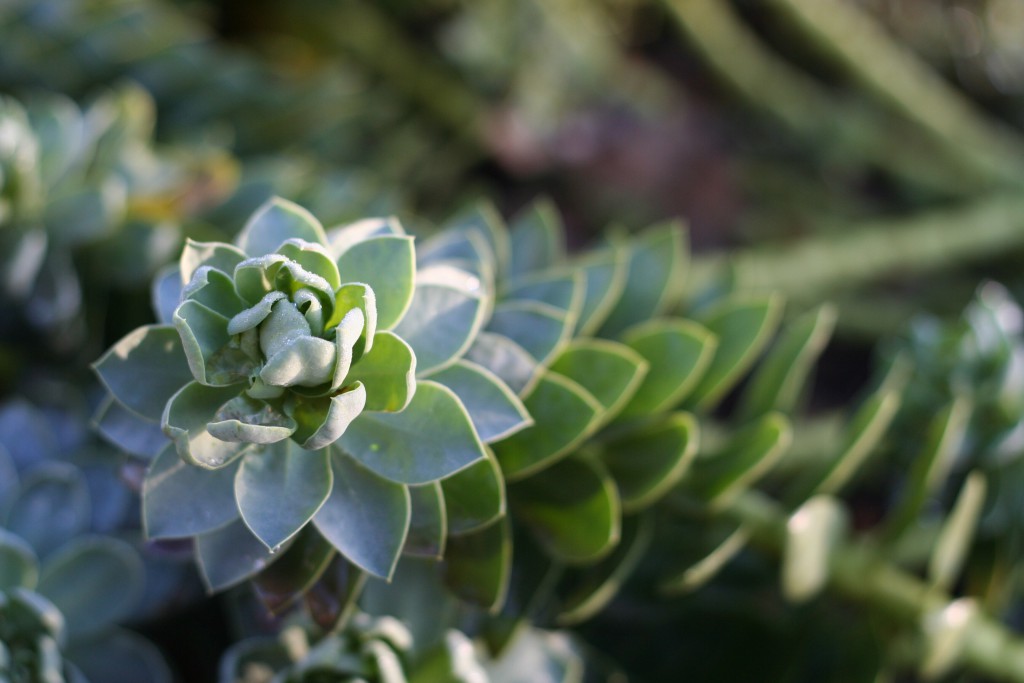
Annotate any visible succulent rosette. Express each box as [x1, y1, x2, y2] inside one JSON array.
[[95, 198, 501, 595]]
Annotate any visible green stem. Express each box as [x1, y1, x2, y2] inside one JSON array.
[[660, 0, 993, 195], [769, 0, 1024, 187], [691, 194, 1024, 301], [723, 490, 1024, 681]]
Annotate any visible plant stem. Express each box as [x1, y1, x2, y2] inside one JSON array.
[[723, 490, 1024, 681]]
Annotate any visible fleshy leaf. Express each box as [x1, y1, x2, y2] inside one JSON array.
[[597, 222, 688, 337], [226, 291, 287, 335], [328, 216, 406, 259], [7, 464, 90, 559], [442, 203, 509, 277], [341, 380, 486, 484], [487, 300, 571, 366], [508, 198, 565, 278], [143, 445, 241, 539], [928, 471, 987, 594], [686, 412, 792, 507], [151, 265, 182, 325], [503, 270, 582, 315], [94, 325, 193, 421], [331, 307, 366, 391], [162, 382, 249, 469], [181, 266, 245, 317], [393, 282, 485, 375], [442, 516, 511, 613], [510, 456, 620, 564], [179, 239, 247, 283], [252, 527, 336, 614], [313, 451, 410, 580], [557, 513, 654, 625], [37, 537, 142, 639], [288, 383, 367, 451], [207, 394, 297, 444], [195, 519, 284, 592], [619, 319, 717, 417], [464, 332, 540, 397], [405, 482, 447, 559], [233, 254, 289, 305], [260, 336, 337, 388], [236, 441, 332, 550], [336, 236, 416, 330], [687, 294, 784, 410], [601, 412, 699, 513], [68, 629, 173, 683], [426, 360, 531, 443], [441, 448, 506, 536], [346, 331, 416, 412], [738, 304, 837, 419], [782, 496, 848, 604], [173, 300, 233, 386], [93, 397, 168, 460], [574, 246, 628, 337], [327, 283, 378, 355], [493, 372, 603, 481], [550, 339, 648, 425], [237, 197, 328, 256], [276, 239, 341, 290], [0, 528, 38, 590]]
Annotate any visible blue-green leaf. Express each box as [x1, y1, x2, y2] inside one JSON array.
[[313, 452, 410, 579], [493, 372, 603, 481], [173, 300, 233, 386], [601, 413, 699, 513], [276, 239, 341, 290], [92, 397, 167, 460], [442, 516, 511, 613], [341, 381, 485, 484], [288, 383, 367, 451], [207, 394, 297, 444], [336, 236, 416, 330], [151, 265, 182, 325], [426, 360, 531, 443], [6, 464, 90, 559], [503, 270, 582, 316], [619, 319, 717, 417], [162, 382, 249, 469], [328, 217, 406, 259], [179, 239, 247, 283], [143, 445, 241, 539], [93, 325, 193, 421], [487, 300, 571, 366], [464, 332, 539, 396], [405, 482, 447, 559], [235, 442, 332, 550], [394, 282, 485, 375], [236, 197, 328, 256], [441, 448, 506, 536], [573, 246, 628, 337], [37, 537, 142, 639], [597, 222, 688, 337], [0, 528, 38, 591], [68, 629, 173, 683], [195, 519, 284, 592], [181, 266, 245, 317], [347, 331, 416, 412], [510, 456, 620, 564], [508, 198, 564, 278], [550, 339, 648, 425]]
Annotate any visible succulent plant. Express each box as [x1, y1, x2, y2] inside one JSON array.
[[0, 400, 170, 683], [94, 197, 518, 608]]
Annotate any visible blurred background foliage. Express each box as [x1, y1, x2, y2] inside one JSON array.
[[8, 0, 1024, 681]]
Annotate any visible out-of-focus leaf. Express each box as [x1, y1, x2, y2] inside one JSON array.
[[619, 319, 717, 417], [487, 300, 572, 366], [442, 448, 506, 536], [405, 482, 447, 559], [493, 372, 603, 481], [342, 381, 485, 485], [737, 304, 836, 419], [68, 628, 173, 683], [601, 412, 699, 512], [314, 452, 410, 580], [37, 537, 142, 639], [597, 222, 688, 337], [92, 398, 167, 460], [195, 519, 283, 592], [510, 456, 620, 565], [687, 294, 784, 410], [781, 496, 847, 604], [550, 339, 648, 425], [573, 246, 628, 337], [557, 513, 653, 625], [6, 463, 90, 558], [93, 325, 193, 421], [928, 472, 987, 593], [0, 528, 38, 590], [507, 198, 564, 278], [252, 527, 336, 615], [443, 516, 511, 613]]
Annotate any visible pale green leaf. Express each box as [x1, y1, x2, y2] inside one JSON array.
[[508, 198, 565, 277], [782, 496, 847, 603], [337, 236, 416, 330], [179, 239, 247, 283], [143, 445, 241, 539], [550, 339, 648, 425], [93, 325, 193, 421], [207, 394, 297, 444], [426, 360, 531, 443], [162, 382, 249, 469], [288, 383, 367, 450], [393, 282, 485, 375], [487, 300, 572, 366], [313, 451, 410, 579], [342, 381, 485, 484], [173, 300, 233, 386], [236, 197, 328, 256], [347, 331, 416, 412], [464, 331, 540, 397]]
